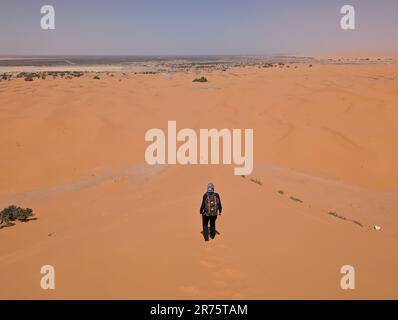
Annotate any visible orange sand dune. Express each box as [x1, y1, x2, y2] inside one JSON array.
[[0, 62, 397, 299]]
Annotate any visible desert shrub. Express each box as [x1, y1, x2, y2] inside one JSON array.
[[93, 75, 100, 80], [250, 178, 262, 186], [290, 196, 303, 203], [193, 76, 208, 83], [0, 205, 33, 226], [352, 220, 363, 227], [327, 211, 363, 227], [328, 211, 346, 220], [263, 63, 274, 68]]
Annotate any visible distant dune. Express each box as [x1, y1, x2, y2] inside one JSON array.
[[314, 51, 398, 59], [0, 59, 397, 299]]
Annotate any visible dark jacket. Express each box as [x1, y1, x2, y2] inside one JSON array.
[[200, 192, 222, 215]]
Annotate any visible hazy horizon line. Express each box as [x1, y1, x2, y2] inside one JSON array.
[[1, 50, 397, 58]]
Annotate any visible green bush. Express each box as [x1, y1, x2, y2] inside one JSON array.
[[0, 205, 33, 226], [193, 76, 208, 83]]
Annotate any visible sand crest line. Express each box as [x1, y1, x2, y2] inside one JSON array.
[[0, 164, 166, 208]]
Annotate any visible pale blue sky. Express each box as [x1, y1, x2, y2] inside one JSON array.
[[0, 0, 397, 55]]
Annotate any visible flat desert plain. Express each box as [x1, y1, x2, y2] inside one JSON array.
[[0, 60, 397, 299]]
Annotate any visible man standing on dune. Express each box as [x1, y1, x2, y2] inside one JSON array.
[[200, 183, 223, 241]]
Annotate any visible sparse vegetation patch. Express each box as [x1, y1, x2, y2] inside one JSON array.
[[327, 211, 363, 228], [0, 205, 34, 228], [193, 76, 208, 83]]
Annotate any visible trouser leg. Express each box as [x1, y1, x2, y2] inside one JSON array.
[[210, 216, 217, 238], [202, 215, 209, 240]]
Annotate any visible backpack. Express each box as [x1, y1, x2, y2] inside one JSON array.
[[205, 193, 218, 217]]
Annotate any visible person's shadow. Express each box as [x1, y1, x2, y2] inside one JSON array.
[[201, 228, 221, 241]]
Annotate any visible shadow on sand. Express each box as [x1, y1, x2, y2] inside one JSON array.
[[201, 229, 221, 242], [0, 217, 38, 230]]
